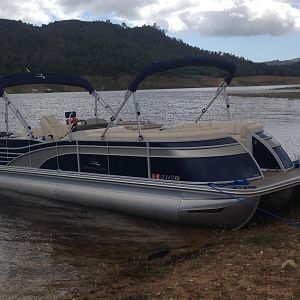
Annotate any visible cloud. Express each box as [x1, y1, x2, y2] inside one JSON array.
[[0, 0, 53, 24], [0, 0, 300, 36], [179, 1, 300, 36], [52, 0, 155, 19], [141, 0, 300, 36]]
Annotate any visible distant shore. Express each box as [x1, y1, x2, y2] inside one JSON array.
[[5, 75, 300, 94], [229, 91, 300, 99]]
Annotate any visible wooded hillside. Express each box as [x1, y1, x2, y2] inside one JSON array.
[[0, 19, 299, 89]]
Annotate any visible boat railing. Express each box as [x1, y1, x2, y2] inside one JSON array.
[[101, 57, 236, 141], [0, 61, 236, 142], [1, 91, 34, 139], [0, 73, 120, 139]]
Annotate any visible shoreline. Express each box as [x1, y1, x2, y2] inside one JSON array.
[[229, 91, 300, 99], [4, 75, 300, 94], [71, 197, 300, 299]]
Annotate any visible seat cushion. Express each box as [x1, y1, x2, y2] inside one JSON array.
[[40, 115, 69, 140]]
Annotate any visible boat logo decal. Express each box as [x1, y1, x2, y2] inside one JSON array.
[[81, 160, 108, 174], [88, 161, 101, 167], [36, 73, 46, 79]]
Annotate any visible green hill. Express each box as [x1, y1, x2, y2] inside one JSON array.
[[0, 19, 299, 90]]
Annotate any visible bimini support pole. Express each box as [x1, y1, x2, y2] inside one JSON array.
[[91, 91, 118, 120], [195, 80, 227, 123], [1, 92, 33, 139], [132, 93, 143, 140], [5, 97, 9, 136], [101, 90, 132, 140], [222, 84, 231, 120]]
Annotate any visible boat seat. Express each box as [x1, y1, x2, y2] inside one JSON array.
[[175, 121, 263, 150], [32, 127, 44, 138], [176, 120, 262, 135], [209, 121, 263, 151], [209, 121, 263, 138], [69, 121, 262, 146], [117, 126, 228, 140], [69, 125, 229, 141], [40, 115, 69, 140]]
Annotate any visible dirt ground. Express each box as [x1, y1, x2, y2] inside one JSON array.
[[69, 195, 300, 300]]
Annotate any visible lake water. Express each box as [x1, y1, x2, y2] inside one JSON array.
[[1, 85, 300, 158], [0, 86, 300, 298]]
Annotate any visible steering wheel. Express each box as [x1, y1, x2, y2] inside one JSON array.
[[71, 119, 87, 131]]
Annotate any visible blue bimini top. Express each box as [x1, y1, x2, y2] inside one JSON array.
[[128, 57, 237, 92], [0, 72, 95, 96]]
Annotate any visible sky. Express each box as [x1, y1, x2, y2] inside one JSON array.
[[1, 0, 300, 62]]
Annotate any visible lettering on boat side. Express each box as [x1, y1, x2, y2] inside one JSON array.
[[151, 173, 181, 181]]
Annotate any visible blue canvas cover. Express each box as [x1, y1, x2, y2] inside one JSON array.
[[0, 73, 95, 96], [128, 57, 237, 92]]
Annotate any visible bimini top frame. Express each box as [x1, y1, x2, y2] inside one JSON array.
[[0, 72, 117, 138], [101, 57, 237, 140]]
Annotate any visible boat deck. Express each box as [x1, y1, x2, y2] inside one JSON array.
[[228, 167, 300, 196], [258, 168, 300, 187]]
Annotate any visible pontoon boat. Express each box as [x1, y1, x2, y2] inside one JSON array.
[[0, 57, 299, 229]]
